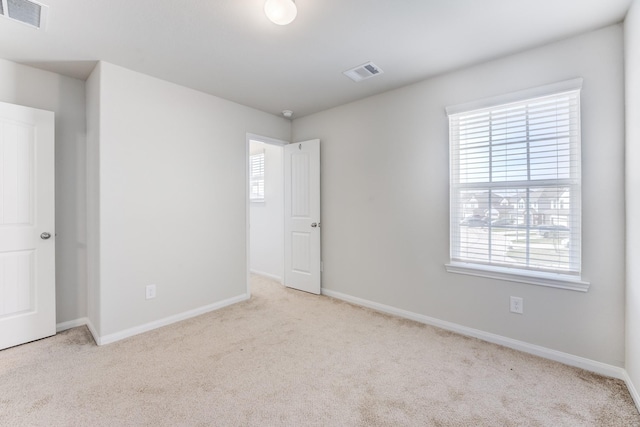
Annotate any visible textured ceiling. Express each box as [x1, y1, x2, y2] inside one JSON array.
[[0, 0, 632, 118]]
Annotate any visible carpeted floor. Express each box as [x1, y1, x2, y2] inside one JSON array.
[[1, 275, 639, 426]]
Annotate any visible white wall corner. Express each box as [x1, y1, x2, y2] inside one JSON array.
[[321, 288, 627, 381], [95, 293, 250, 346]]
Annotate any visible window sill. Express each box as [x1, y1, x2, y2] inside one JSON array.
[[444, 262, 590, 292], [250, 199, 265, 204]]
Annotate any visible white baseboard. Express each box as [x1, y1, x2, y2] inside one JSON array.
[[51, 288, 640, 414], [56, 317, 89, 333], [56, 317, 101, 346], [97, 293, 250, 346], [56, 317, 100, 347], [84, 318, 100, 346], [623, 371, 640, 412], [250, 270, 282, 283], [322, 288, 627, 381]]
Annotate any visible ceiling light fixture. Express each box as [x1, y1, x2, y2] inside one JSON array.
[[264, 0, 297, 26]]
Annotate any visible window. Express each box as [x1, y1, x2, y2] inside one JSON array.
[[446, 79, 587, 291], [250, 152, 265, 202]]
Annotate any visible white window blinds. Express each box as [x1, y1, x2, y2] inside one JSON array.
[[250, 152, 265, 201], [448, 83, 582, 278]]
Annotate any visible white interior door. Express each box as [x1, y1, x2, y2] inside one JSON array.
[[284, 139, 321, 294], [0, 101, 55, 350]]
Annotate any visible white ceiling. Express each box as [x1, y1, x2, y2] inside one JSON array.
[[0, 0, 633, 118]]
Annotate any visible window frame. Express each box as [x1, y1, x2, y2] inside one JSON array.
[[249, 151, 265, 203], [445, 78, 589, 292]]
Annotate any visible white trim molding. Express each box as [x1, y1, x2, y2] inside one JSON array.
[[245, 132, 289, 300], [246, 133, 289, 147], [445, 262, 590, 292], [445, 77, 583, 115], [57, 317, 100, 346], [322, 288, 625, 380], [85, 319, 100, 346], [96, 293, 250, 346], [56, 317, 89, 333], [623, 371, 640, 413], [250, 270, 282, 283]]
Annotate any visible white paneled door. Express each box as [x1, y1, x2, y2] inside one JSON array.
[[284, 139, 321, 294], [0, 101, 55, 350]]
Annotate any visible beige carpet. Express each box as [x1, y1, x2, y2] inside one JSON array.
[[1, 275, 639, 426]]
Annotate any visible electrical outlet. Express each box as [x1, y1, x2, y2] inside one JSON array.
[[146, 284, 157, 300], [510, 296, 523, 314]]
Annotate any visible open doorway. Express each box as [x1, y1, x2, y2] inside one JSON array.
[[247, 134, 287, 294]]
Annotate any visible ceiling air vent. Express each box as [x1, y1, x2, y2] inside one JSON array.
[[0, 0, 48, 29], [343, 61, 384, 83]]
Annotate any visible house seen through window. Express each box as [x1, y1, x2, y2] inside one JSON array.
[[446, 80, 584, 287]]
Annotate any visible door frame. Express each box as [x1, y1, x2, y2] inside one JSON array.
[[245, 133, 288, 297]]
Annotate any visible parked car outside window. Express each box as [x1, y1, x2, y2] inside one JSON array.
[[537, 225, 570, 238], [491, 218, 516, 227], [460, 216, 488, 227]]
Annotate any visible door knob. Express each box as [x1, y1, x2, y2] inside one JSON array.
[[40, 232, 51, 240], [311, 223, 318, 228]]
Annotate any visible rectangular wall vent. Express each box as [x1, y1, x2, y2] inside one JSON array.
[[343, 61, 384, 83], [0, 0, 48, 29]]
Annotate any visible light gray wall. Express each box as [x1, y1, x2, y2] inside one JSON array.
[[293, 25, 626, 366], [93, 62, 291, 337], [625, 0, 640, 401], [0, 58, 87, 325], [86, 62, 101, 335], [250, 141, 284, 280]]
